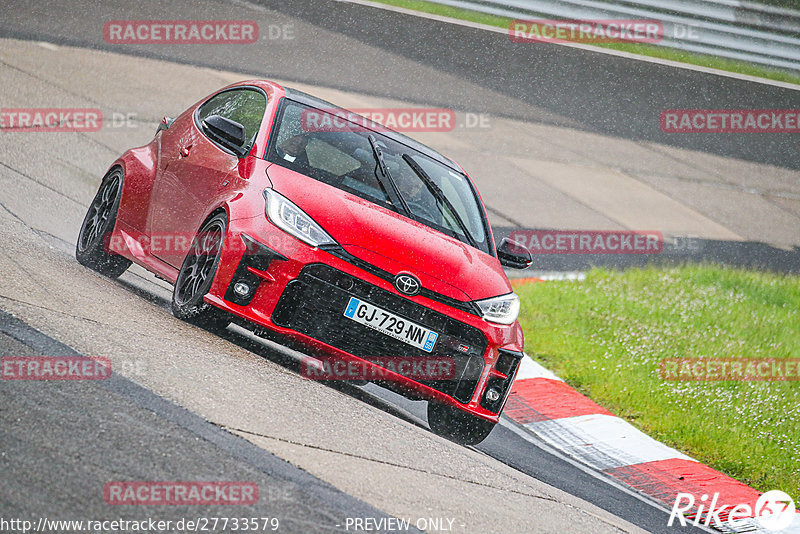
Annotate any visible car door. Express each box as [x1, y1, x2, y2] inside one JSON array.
[[147, 87, 267, 268]]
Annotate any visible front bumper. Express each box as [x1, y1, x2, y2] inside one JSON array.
[[204, 216, 524, 422]]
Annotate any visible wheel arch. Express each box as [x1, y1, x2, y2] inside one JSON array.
[[200, 206, 230, 229], [112, 143, 159, 233]]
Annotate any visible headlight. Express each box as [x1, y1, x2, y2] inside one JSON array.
[[475, 292, 520, 325], [264, 188, 336, 247]]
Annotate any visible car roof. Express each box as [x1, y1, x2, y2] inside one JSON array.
[[281, 86, 461, 172]]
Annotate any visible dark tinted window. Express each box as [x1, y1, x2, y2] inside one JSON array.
[[196, 88, 267, 150]]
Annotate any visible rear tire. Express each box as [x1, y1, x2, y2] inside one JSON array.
[[76, 167, 131, 278], [171, 213, 230, 331], [427, 401, 496, 446]]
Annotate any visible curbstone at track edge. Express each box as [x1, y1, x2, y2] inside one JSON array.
[[506, 355, 800, 533]]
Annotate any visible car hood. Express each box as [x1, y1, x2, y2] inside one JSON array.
[[266, 164, 511, 302]]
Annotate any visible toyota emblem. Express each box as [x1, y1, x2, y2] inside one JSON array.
[[394, 273, 421, 296]]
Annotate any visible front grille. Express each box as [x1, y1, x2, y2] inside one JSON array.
[[319, 244, 482, 316], [272, 264, 487, 403]]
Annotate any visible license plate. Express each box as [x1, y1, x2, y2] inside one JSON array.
[[343, 297, 438, 353]]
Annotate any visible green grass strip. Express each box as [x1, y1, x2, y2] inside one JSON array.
[[516, 265, 800, 497]]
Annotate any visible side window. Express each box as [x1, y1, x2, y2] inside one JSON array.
[[196, 89, 267, 150], [274, 103, 304, 150]]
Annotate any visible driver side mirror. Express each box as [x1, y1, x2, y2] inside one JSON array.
[[202, 115, 247, 157], [497, 237, 532, 269]]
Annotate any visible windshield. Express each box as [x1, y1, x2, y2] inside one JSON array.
[[265, 99, 491, 254]]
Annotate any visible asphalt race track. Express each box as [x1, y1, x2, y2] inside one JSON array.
[[0, 0, 797, 532], [0, 310, 422, 534]]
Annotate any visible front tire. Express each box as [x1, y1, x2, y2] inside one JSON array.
[[171, 213, 230, 331], [427, 401, 496, 445], [76, 167, 131, 278]]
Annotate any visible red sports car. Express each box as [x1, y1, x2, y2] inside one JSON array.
[[76, 80, 532, 444]]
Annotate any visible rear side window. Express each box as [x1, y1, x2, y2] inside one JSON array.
[[196, 88, 267, 150]]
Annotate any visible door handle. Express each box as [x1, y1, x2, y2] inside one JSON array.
[[179, 145, 192, 157]]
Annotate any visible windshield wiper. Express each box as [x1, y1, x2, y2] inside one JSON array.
[[368, 135, 411, 216], [402, 154, 478, 249]]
